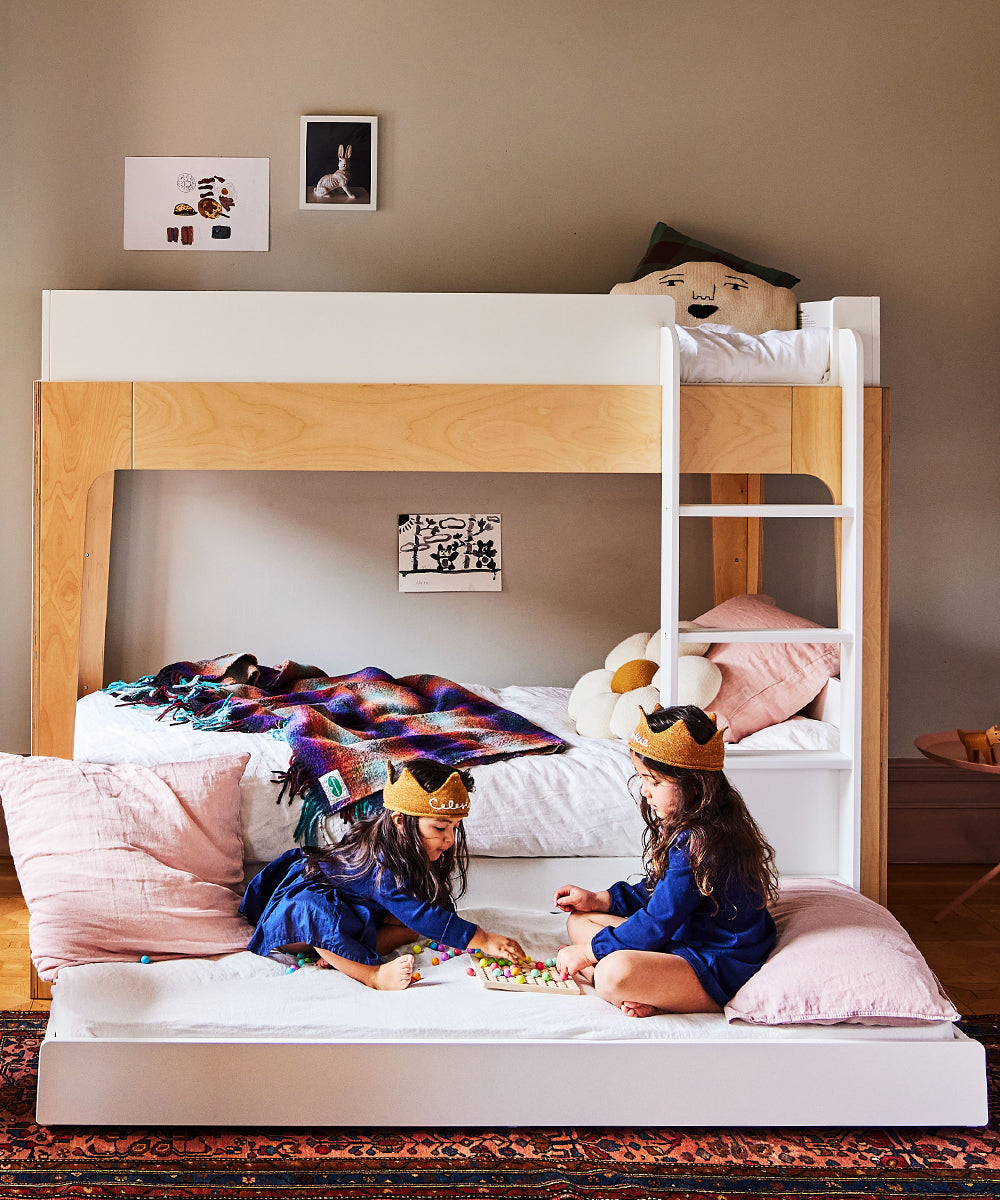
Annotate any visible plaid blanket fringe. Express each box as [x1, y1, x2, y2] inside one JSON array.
[[106, 653, 566, 843]]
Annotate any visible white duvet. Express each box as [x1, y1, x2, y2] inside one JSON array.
[[677, 324, 831, 384], [75, 686, 837, 864]]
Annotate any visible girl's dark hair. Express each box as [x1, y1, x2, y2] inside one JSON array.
[[632, 705, 778, 911], [302, 758, 472, 905]]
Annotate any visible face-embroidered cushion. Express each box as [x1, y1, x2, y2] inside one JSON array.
[[0, 753, 252, 979], [611, 222, 799, 335]]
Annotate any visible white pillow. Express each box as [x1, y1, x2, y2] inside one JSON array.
[[651, 656, 722, 710], [609, 685, 660, 740], [567, 668, 614, 721], [732, 718, 838, 752], [646, 624, 711, 662], [575, 692, 619, 740], [605, 633, 653, 672]]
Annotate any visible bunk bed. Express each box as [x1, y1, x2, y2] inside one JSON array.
[[17, 290, 986, 1127]]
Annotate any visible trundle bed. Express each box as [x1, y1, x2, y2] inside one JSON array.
[[17, 289, 986, 1126]]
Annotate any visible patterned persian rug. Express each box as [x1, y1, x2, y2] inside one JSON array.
[[0, 1012, 996, 1198]]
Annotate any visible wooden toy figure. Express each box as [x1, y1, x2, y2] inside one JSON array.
[[957, 725, 1000, 765], [315, 144, 354, 201]]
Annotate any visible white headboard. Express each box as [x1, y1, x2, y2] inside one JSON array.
[[800, 296, 880, 386]]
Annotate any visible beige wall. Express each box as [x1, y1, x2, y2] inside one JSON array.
[[2, 0, 998, 756]]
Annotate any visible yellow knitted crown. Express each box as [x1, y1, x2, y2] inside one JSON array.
[[382, 765, 471, 820], [628, 707, 726, 772]]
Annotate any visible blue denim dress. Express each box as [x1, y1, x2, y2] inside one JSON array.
[[240, 848, 477, 965], [591, 834, 776, 1006]]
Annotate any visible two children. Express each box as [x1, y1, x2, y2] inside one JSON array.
[[243, 705, 778, 1013]]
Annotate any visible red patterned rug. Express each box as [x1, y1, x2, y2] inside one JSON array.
[[0, 1012, 996, 1198]]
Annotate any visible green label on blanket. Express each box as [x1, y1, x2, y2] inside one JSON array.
[[318, 770, 349, 805]]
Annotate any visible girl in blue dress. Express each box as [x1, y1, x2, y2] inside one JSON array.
[[241, 758, 525, 990], [555, 705, 778, 1017]]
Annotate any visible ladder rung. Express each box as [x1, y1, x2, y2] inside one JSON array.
[[679, 628, 852, 644], [678, 504, 852, 518]]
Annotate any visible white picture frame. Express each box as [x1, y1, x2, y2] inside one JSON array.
[[300, 116, 378, 211]]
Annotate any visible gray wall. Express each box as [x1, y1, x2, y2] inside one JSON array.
[[2, 0, 998, 755]]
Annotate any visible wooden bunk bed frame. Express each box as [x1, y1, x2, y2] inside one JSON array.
[[32, 292, 889, 900], [29, 291, 978, 1132]]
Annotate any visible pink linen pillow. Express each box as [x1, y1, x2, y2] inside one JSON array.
[[725, 879, 959, 1027], [694, 593, 840, 742], [0, 752, 252, 980]]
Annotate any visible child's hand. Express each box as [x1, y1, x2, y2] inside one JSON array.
[[556, 941, 597, 978], [552, 884, 609, 913], [471, 928, 526, 962]]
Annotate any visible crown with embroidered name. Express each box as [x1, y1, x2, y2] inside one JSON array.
[[628, 707, 726, 771], [382, 765, 471, 819]]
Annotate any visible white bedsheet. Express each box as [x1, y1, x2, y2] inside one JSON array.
[[47, 907, 952, 1045]]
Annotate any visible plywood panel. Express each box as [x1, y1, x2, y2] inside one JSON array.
[[861, 387, 890, 902], [791, 387, 842, 501], [708, 474, 764, 603], [78, 471, 117, 699], [33, 382, 132, 759], [679, 387, 792, 474], [133, 382, 664, 473]]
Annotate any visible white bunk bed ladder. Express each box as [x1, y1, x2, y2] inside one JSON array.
[[659, 327, 865, 889]]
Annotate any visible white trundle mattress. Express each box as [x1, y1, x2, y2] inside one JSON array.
[[48, 908, 954, 1046]]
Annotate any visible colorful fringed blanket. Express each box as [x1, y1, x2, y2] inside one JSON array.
[[106, 654, 565, 842]]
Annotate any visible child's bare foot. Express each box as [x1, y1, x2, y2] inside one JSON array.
[[374, 954, 415, 991], [620, 1000, 660, 1018], [578, 965, 596, 985]]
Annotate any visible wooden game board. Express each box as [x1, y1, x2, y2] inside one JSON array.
[[469, 956, 583, 996]]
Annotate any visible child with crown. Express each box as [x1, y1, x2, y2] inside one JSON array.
[[241, 758, 525, 990], [554, 706, 778, 1017]]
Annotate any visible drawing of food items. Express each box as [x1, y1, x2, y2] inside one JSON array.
[[166, 172, 237, 246]]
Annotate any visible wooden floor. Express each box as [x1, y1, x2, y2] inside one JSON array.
[[0, 863, 998, 1015], [0, 868, 49, 1012], [885, 863, 1000, 1016]]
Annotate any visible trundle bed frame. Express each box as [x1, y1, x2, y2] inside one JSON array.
[[28, 290, 987, 1126]]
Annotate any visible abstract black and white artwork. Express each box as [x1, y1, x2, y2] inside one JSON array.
[[398, 513, 502, 593]]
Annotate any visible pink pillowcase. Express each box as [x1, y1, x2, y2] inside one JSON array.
[[695, 593, 840, 742], [0, 752, 252, 980], [725, 879, 959, 1026]]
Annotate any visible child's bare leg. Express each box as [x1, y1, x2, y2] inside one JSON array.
[[593, 949, 721, 1017], [564, 912, 625, 983], [565, 910, 624, 942], [376, 919, 419, 956], [314, 946, 415, 991]]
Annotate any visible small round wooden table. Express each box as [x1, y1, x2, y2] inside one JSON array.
[[914, 731, 1000, 920]]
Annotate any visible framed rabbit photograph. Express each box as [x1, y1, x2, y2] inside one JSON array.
[[300, 115, 378, 211]]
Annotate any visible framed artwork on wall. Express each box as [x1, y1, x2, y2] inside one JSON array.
[[300, 116, 378, 211], [398, 513, 502, 593]]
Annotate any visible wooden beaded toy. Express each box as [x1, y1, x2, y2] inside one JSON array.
[[466, 949, 583, 996]]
